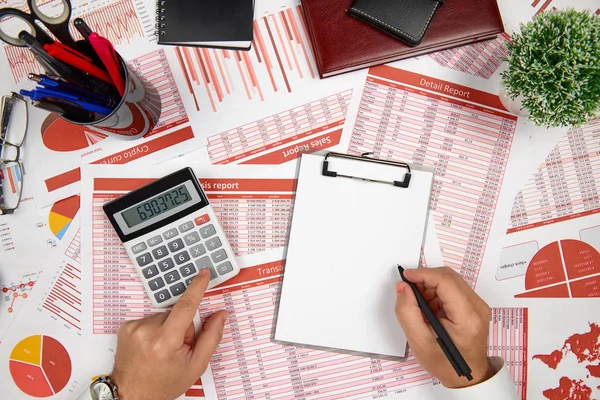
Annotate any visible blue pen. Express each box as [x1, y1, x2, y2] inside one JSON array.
[[28, 74, 115, 106], [20, 90, 113, 116], [33, 85, 113, 108]]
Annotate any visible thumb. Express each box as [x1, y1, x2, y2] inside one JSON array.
[[395, 282, 435, 346], [191, 310, 228, 372]]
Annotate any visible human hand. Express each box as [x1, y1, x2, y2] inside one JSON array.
[[111, 269, 227, 400], [395, 267, 492, 389]]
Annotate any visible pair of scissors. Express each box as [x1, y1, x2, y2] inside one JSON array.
[[0, 0, 78, 49]]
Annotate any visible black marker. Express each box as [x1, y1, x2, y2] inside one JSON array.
[[397, 265, 473, 381]]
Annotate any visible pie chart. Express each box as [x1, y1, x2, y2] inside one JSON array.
[[516, 239, 600, 298], [49, 195, 80, 240], [41, 113, 108, 152], [9, 335, 72, 397]]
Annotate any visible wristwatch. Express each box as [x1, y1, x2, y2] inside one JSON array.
[[90, 376, 120, 400]]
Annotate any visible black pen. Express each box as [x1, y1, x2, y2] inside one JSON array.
[[397, 265, 473, 381], [32, 99, 97, 123]]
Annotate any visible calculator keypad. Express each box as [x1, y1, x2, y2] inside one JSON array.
[[174, 250, 190, 265], [131, 218, 234, 305], [136, 253, 153, 266], [142, 265, 159, 279], [158, 258, 175, 272], [147, 235, 163, 247], [132, 242, 147, 254], [200, 224, 216, 239], [152, 246, 168, 260], [163, 228, 179, 240], [190, 243, 206, 257]]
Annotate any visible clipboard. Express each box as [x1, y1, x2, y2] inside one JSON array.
[[275, 152, 434, 357]]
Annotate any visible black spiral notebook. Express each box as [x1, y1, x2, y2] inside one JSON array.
[[156, 0, 254, 50]]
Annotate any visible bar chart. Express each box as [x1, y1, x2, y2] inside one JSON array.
[[174, 3, 318, 113]]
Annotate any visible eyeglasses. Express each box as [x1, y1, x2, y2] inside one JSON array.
[[0, 92, 28, 215]]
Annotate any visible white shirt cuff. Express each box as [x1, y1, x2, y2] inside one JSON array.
[[445, 357, 519, 400]]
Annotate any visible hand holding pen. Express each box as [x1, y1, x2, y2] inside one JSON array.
[[395, 267, 492, 388]]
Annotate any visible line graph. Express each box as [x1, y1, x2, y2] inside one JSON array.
[[2, 0, 150, 83], [2, 281, 34, 313], [69, 0, 145, 45], [174, 4, 318, 113]]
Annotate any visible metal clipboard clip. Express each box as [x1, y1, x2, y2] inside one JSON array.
[[322, 152, 411, 188]]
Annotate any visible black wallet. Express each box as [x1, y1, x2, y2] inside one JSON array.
[[348, 0, 444, 46]]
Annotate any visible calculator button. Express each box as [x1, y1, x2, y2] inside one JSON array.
[[170, 282, 186, 296], [216, 262, 233, 275], [194, 214, 210, 226], [180, 263, 197, 277], [155, 289, 171, 304], [163, 228, 179, 240], [165, 270, 181, 284], [185, 277, 194, 286], [211, 249, 228, 263], [152, 246, 169, 260], [206, 237, 222, 251], [136, 253, 153, 267], [190, 243, 206, 258], [168, 238, 185, 253], [200, 224, 216, 239], [147, 235, 163, 247], [131, 242, 147, 254], [158, 258, 175, 272], [142, 265, 159, 279], [195, 256, 216, 278], [183, 231, 201, 246], [179, 221, 194, 233], [148, 277, 165, 291], [174, 250, 191, 265]]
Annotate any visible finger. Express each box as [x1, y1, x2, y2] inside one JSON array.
[[164, 269, 211, 335], [395, 282, 436, 348], [183, 322, 196, 347], [191, 310, 228, 371], [402, 267, 475, 321]]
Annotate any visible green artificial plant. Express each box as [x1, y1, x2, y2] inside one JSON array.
[[502, 9, 600, 127]]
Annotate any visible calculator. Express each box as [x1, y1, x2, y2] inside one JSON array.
[[103, 167, 240, 308]]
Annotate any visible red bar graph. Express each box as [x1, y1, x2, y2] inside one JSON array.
[[42, 260, 82, 330], [429, 33, 510, 80], [174, 4, 318, 113]]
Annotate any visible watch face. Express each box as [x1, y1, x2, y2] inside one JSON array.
[[91, 382, 114, 400]]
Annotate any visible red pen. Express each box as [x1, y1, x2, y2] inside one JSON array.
[[44, 43, 114, 84], [88, 33, 126, 96]]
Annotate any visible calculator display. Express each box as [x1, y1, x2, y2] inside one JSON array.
[[121, 184, 194, 228]]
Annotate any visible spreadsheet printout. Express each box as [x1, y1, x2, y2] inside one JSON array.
[[337, 59, 569, 298], [477, 119, 600, 299], [80, 163, 296, 335], [196, 251, 528, 400]]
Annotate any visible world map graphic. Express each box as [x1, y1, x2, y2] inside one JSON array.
[[533, 323, 600, 400]]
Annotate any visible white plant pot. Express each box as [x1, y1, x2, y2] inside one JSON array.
[[499, 85, 530, 117]]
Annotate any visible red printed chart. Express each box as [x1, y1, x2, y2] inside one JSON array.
[[9, 335, 72, 397], [174, 2, 318, 112], [207, 90, 351, 164], [516, 239, 600, 298], [348, 65, 516, 286], [41, 114, 108, 152], [49, 195, 81, 240]]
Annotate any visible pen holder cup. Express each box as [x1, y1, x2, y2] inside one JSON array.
[[61, 54, 161, 140]]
